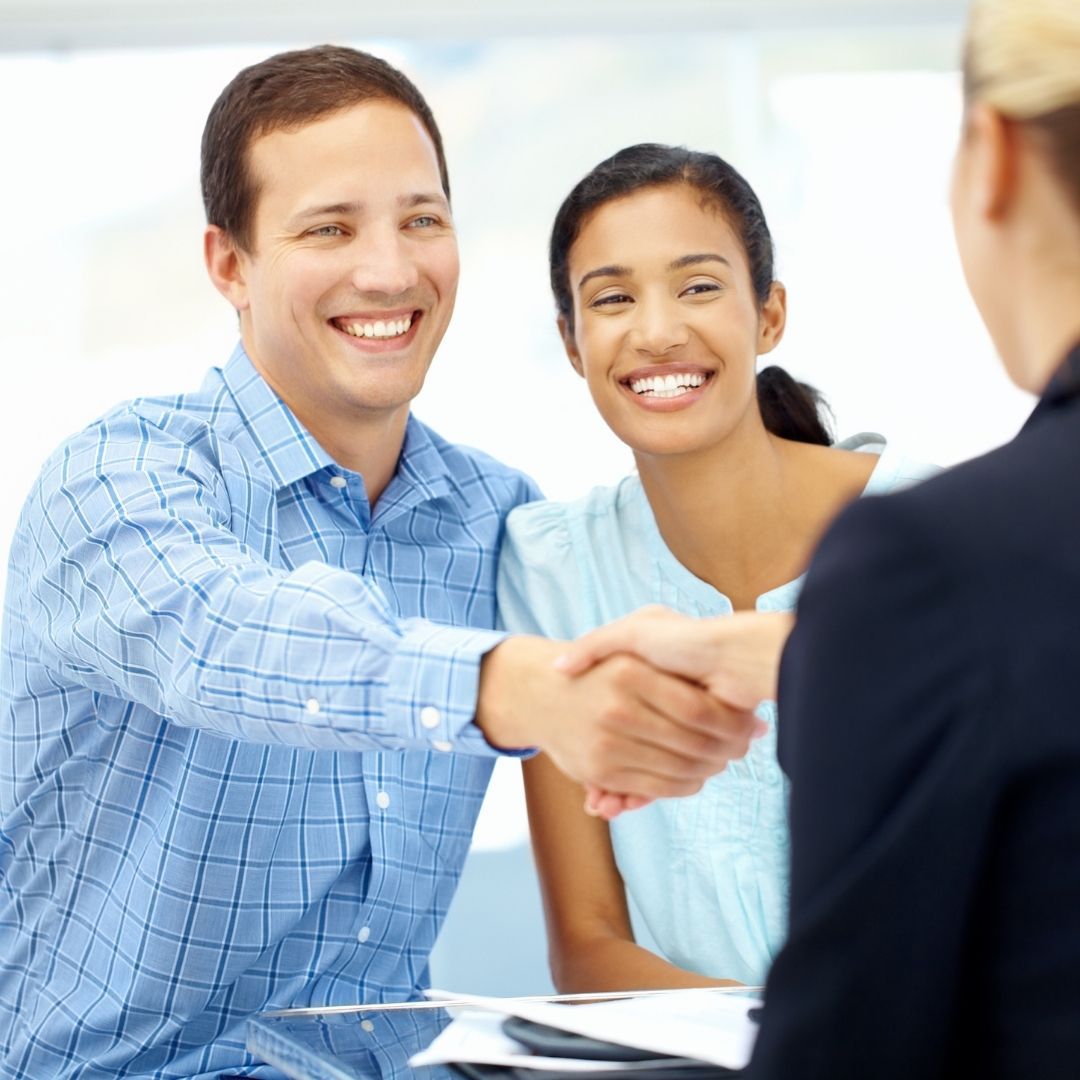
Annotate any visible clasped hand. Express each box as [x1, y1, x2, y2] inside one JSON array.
[[477, 606, 793, 819]]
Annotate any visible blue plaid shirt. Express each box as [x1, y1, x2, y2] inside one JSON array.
[[0, 346, 539, 1079]]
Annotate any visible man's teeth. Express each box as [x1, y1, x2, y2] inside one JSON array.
[[339, 315, 413, 339], [629, 372, 707, 398]]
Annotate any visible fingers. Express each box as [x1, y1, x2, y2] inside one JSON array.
[[630, 657, 750, 742], [553, 605, 671, 675], [584, 785, 653, 820], [549, 655, 760, 799], [554, 607, 792, 713], [526, 646, 762, 803]]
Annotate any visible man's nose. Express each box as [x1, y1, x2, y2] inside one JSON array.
[[347, 225, 421, 297], [630, 297, 690, 355]]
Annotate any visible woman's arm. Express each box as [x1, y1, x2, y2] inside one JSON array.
[[523, 750, 740, 992]]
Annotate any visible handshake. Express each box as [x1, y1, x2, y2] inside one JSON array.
[[476, 606, 794, 820]]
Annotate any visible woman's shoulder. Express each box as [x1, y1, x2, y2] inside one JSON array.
[[499, 476, 646, 637], [834, 431, 940, 495], [504, 475, 643, 553]]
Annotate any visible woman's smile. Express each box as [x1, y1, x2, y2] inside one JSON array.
[[620, 364, 715, 411]]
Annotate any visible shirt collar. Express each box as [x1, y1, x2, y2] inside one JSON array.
[[220, 344, 335, 489], [374, 414, 456, 521], [219, 343, 457, 510]]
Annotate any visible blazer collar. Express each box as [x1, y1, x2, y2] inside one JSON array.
[[1022, 341, 1080, 432], [1040, 341, 1080, 405]]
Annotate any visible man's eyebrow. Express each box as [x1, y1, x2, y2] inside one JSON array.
[[402, 192, 449, 209], [578, 264, 631, 291], [288, 200, 365, 226], [287, 192, 449, 227], [669, 253, 732, 271]]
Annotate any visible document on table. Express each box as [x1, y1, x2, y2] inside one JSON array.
[[409, 987, 760, 1071]]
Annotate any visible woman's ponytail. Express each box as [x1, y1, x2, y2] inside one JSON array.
[[756, 365, 833, 446]]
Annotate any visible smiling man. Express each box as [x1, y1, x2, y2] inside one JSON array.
[[0, 46, 760, 1078]]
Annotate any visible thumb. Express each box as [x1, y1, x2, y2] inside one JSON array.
[[554, 625, 630, 675]]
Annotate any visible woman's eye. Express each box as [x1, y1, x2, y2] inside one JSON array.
[[682, 281, 721, 297], [590, 292, 632, 308]]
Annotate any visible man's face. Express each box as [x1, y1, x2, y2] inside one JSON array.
[[223, 100, 459, 447]]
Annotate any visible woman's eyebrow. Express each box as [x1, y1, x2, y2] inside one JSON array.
[[577, 252, 732, 291], [669, 253, 732, 271], [578, 264, 631, 290]]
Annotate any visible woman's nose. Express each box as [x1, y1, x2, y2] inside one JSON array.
[[630, 299, 690, 355]]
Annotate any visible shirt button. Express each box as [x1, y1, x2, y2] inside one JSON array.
[[361, 1019, 375, 1033], [420, 706, 441, 729], [305, 698, 320, 715], [357, 925, 371, 943], [375, 791, 391, 810], [431, 740, 452, 753], [329, 475, 348, 489]]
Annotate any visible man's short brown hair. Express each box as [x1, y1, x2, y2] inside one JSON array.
[[200, 44, 451, 251]]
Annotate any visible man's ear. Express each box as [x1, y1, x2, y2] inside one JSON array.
[[558, 315, 585, 377], [204, 225, 250, 312], [757, 281, 787, 356], [965, 101, 1019, 222]]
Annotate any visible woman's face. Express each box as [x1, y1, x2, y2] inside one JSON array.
[[562, 182, 784, 459]]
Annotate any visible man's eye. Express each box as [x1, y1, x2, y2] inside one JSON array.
[[407, 215, 439, 229], [308, 224, 344, 238]]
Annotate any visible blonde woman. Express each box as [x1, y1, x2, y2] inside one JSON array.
[[562, 0, 1080, 1074]]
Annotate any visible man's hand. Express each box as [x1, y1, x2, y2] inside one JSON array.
[[550, 606, 794, 819], [555, 606, 794, 709], [476, 635, 760, 803]]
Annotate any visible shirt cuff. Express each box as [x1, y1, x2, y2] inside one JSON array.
[[382, 621, 528, 756]]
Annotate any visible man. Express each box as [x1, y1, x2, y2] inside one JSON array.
[[0, 47, 757, 1078]]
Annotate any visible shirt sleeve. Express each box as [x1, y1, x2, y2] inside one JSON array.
[[16, 410, 511, 754], [746, 492, 997, 1080]]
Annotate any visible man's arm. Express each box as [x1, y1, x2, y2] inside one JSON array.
[[18, 411, 508, 754], [20, 412, 757, 797], [747, 494, 994, 1080]]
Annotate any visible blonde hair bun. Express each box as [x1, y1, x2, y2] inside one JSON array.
[[966, 0, 1080, 119]]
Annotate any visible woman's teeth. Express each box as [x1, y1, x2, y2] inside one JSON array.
[[629, 372, 707, 398], [338, 314, 413, 339]]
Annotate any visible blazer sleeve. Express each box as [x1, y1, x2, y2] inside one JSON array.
[[746, 491, 1001, 1080]]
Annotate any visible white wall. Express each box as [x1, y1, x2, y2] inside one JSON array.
[[0, 11, 1036, 993]]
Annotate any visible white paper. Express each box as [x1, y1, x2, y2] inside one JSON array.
[[413, 988, 760, 1070]]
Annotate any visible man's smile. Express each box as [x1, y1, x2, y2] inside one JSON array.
[[328, 308, 424, 352], [334, 312, 415, 340]]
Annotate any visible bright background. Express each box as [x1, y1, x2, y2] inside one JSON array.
[[0, 0, 1027, 993]]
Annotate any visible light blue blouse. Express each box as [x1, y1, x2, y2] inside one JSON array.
[[496, 434, 937, 986]]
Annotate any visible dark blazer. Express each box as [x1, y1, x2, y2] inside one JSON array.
[[746, 343, 1080, 1080]]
